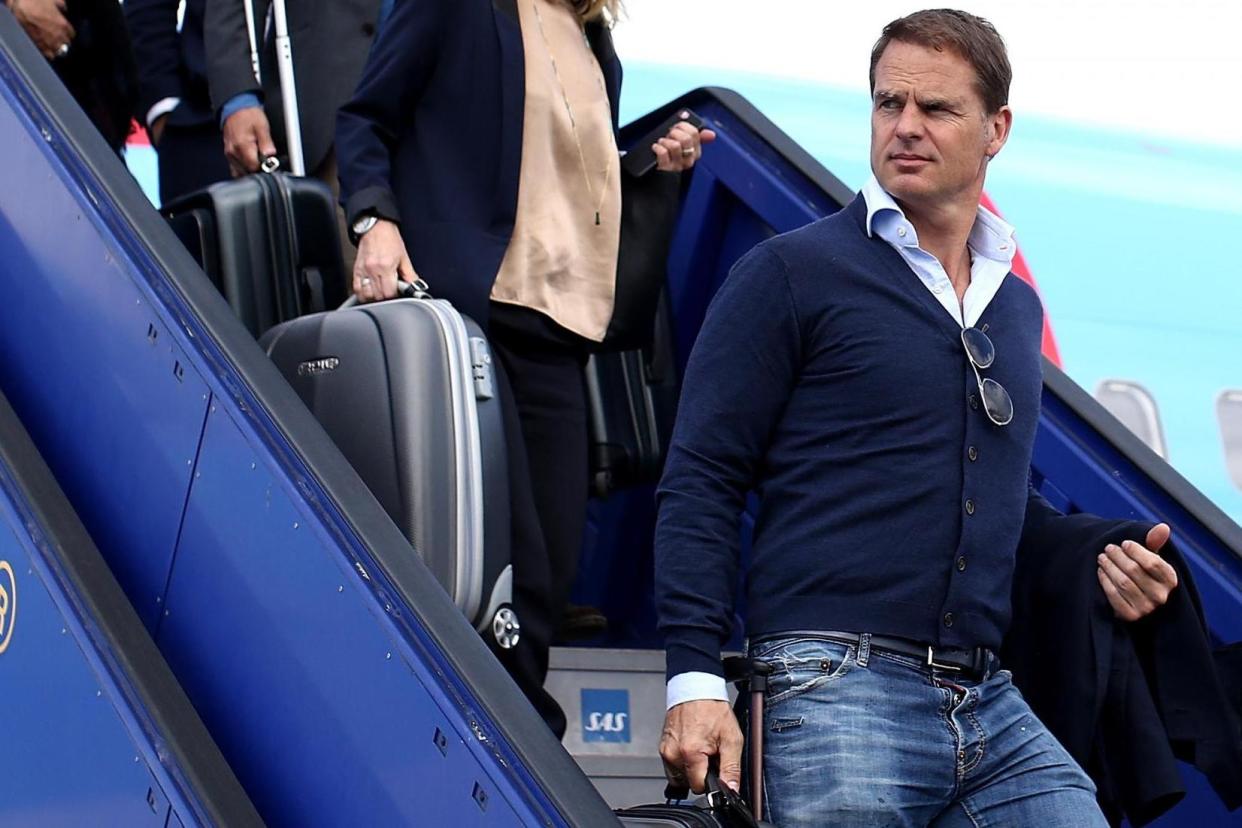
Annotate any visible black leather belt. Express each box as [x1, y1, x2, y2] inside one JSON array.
[[753, 630, 997, 682]]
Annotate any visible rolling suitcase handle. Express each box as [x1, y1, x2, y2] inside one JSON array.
[[243, 0, 307, 175], [337, 279, 429, 309]]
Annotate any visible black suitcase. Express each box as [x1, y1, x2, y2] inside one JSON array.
[[585, 291, 679, 496], [163, 172, 348, 338], [616, 773, 772, 827], [259, 294, 518, 646]]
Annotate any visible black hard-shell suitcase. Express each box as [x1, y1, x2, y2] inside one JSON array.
[[259, 295, 517, 645], [616, 772, 772, 827], [585, 291, 679, 496], [163, 172, 348, 338]]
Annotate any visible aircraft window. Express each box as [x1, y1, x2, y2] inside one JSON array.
[[1217, 391, 1242, 491], [1094, 380, 1169, 460]]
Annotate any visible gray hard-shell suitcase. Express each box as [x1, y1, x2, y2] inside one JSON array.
[[259, 296, 517, 645]]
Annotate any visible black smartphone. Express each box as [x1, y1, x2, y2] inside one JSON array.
[[621, 108, 709, 178]]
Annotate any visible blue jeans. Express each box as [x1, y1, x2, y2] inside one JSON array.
[[749, 635, 1107, 827]]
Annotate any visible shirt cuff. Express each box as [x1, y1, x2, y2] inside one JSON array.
[[146, 97, 181, 128], [666, 671, 729, 710], [219, 92, 262, 127]]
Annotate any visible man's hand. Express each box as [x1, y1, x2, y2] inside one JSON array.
[[353, 219, 418, 303], [11, 0, 75, 60], [652, 117, 718, 173], [149, 114, 169, 147], [659, 699, 743, 794], [221, 106, 276, 178], [1097, 523, 1179, 621]]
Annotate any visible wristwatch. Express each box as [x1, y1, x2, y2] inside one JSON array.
[[350, 213, 379, 243]]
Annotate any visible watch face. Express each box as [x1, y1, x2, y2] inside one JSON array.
[[353, 215, 377, 235]]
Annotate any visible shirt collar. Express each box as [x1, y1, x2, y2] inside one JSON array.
[[861, 175, 1018, 267]]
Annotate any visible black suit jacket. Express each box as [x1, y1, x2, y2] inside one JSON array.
[[1004, 493, 1242, 825], [124, 0, 212, 127], [334, 0, 623, 328], [204, 0, 381, 172]]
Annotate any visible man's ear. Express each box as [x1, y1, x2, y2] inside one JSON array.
[[986, 105, 1013, 159]]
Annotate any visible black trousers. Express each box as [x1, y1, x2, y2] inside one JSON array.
[[487, 302, 590, 738], [155, 120, 231, 206]]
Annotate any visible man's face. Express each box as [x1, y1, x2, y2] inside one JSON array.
[[870, 40, 1011, 212]]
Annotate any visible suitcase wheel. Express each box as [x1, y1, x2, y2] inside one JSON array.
[[491, 606, 521, 650]]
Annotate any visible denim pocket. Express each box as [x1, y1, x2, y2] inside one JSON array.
[[753, 638, 855, 711]]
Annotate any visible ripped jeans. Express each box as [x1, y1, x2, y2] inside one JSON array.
[[748, 635, 1107, 827]]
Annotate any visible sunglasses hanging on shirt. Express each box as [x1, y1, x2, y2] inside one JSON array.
[[961, 327, 1014, 427]]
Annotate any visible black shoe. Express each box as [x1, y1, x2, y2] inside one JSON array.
[[556, 604, 608, 642]]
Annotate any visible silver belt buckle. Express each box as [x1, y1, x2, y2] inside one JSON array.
[[927, 646, 962, 672]]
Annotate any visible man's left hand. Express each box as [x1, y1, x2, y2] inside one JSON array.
[[653, 119, 717, 173], [1097, 523, 1178, 621]]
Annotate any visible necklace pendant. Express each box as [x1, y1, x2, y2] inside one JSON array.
[[594, 211, 600, 226]]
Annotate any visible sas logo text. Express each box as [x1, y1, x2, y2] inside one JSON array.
[[581, 688, 630, 743]]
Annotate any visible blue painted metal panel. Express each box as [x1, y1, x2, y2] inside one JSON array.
[[0, 83, 210, 633], [0, 515, 167, 825], [158, 403, 525, 826], [0, 455, 198, 825]]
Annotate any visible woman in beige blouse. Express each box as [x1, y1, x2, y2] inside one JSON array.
[[336, 0, 714, 736]]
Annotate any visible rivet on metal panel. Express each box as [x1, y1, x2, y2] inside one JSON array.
[[61, 628, 66, 635], [293, 522, 299, 529], [186, 460, 191, 466], [202, 394, 208, 401], [385, 652, 392, 660], [194, 472, 200, 479], [133, 756, 140, 763], [250, 462, 256, 470], [96, 690, 101, 697], [156, 595, 161, 603], [385, 603, 392, 612], [210, 406, 217, 414], [164, 610, 170, 617], [337, 585, 344, 593], [472, 782, 488, 812]]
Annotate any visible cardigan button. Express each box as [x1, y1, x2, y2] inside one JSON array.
[[957, 556, 967, 572], [943, 612, 955, 628], [968, 446, 978, 462], [969, 394, 980, 411], [964, 498, 975, 515]]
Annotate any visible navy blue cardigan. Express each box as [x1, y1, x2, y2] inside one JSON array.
[[655, 196, 1047, 679], [335, 0, 622, 327]]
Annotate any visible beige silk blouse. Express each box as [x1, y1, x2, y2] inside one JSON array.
[[489, 0, 622, 343]]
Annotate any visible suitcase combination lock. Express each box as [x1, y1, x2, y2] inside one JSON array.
[[469, 337, 496, 400]]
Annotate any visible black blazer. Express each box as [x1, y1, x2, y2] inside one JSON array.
[[335, 0, 623, 327], [204, 0, 382, 173], [1004, 493, 1242, 825], [124, 0, 213, 127]]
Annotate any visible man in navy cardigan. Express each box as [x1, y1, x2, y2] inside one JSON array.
[[655, 10, 1180, 826]]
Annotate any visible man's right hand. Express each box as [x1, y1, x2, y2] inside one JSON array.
[[659, 699, 744, 795], [221, 106, 276, 178], [353, 219, 418, 303]]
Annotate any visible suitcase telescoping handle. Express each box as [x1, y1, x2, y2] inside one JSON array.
[[242, 0, 306, 175], [337, 279, 429, 310]]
